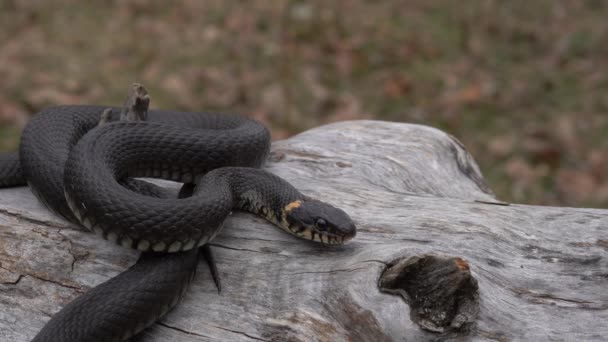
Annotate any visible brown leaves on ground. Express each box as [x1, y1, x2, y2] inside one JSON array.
[[496, 115, 607, 206], [0, 1, 606, 208]]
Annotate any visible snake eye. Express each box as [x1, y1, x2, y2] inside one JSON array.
[[315, 218, 328, 230]]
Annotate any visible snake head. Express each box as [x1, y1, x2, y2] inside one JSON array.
[[283, 199, 356, 245]]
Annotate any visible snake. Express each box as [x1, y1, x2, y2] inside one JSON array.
[[0, 88, 356, 341]]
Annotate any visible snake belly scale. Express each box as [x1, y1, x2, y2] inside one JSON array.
[[0, 104, 356, 341]]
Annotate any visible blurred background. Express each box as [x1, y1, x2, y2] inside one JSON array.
[[0, 1, 606, 208]]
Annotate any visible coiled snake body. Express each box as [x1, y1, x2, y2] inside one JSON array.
[[0, 99, 356, 341]]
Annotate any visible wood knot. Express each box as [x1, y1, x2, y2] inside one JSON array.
[[378, 254, 479, 333]]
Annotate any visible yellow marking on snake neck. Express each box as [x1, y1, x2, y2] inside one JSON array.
[[284, 200, 303, 213]]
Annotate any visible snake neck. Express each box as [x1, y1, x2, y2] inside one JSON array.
[[198, 167, 304, 230]]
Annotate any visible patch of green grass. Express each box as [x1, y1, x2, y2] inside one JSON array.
[[0, 126, 20, 151]]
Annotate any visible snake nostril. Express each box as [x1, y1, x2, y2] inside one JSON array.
[[337, 223, 356, 237], [349, 223, 357, 234]]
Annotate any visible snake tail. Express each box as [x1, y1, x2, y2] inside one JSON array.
[[32, 249, 199, 342], [0, 152, 25, 187]]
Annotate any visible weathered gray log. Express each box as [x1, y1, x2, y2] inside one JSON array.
[[0, 120, 606, 341]]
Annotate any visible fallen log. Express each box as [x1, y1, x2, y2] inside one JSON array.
[[0, 120, 606, 341]]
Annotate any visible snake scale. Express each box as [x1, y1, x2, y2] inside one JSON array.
[[0, 86, 356, 341]]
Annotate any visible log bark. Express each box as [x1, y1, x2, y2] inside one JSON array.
[[0, 120, 606, 341]]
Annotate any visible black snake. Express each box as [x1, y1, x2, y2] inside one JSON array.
[[0, 89, 356, 341]]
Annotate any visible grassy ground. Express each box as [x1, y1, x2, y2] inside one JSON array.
[[0, 1, 606, 208]]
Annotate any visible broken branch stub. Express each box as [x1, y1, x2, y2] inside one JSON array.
[[120, 83, 150, 122]]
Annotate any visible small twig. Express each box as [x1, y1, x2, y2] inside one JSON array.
[[98, 108, 114, 126]]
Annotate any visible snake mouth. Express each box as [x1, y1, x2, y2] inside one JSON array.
[[281, 198, 357, 245], [289, 225, 354, 245]]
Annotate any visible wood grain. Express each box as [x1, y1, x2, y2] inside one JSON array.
[[1, 120, 606, 341]]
